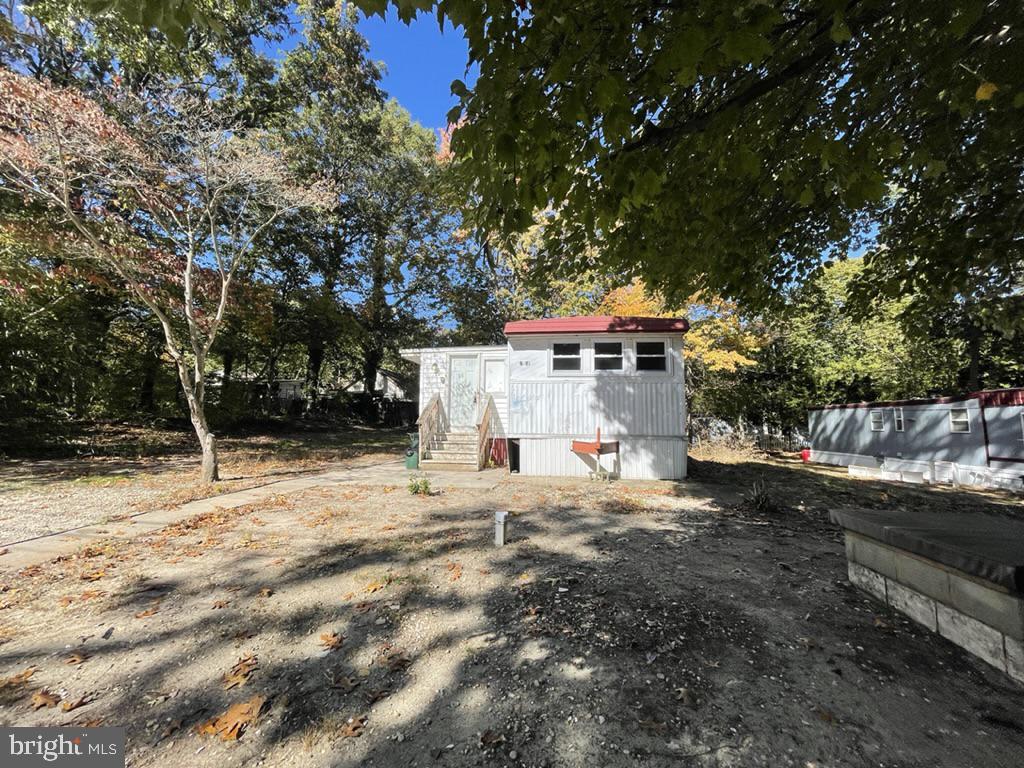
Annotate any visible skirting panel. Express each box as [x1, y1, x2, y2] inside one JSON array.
[[811, 450, 1023, 491], [517, 437, 686, 480]]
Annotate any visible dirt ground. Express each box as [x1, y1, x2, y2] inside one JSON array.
[[0, 425, 406, 544], [0, 448, 1022, 768]]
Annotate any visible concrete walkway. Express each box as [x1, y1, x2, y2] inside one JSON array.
[[0, 461, 507, 572]]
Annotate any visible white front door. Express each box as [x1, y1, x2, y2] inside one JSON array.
[[449, 356, 479, 428]]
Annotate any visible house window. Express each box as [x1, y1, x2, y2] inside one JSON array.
[[893, 407, 905, 432], [949, 408, 970, 433], [551, 343, 581, 371], [594, 341, 624, 370], [636, 341, 667, 371], [869, 410, 884, 431]]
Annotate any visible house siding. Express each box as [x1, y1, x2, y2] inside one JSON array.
[[518, 437, 686, 480], [414, 347, 509, 435], [808, 396, 1024, 490], [405, 329, 689, 481], [417, 349, 448, 409], [508, 334, 686, 480]]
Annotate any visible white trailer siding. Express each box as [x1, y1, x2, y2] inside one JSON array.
[[508, 334, 686, 480], [808, 392, 1024, 490], [412, 346, 509, 435], [417, 349, 448, 407], [479, 352, 510, 437], [517, 436, 686, 479], [508, 379, 683, 436]]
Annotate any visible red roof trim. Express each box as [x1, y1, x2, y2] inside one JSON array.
[[503, 315, 689, 335], [808, 388, 1024, 411]]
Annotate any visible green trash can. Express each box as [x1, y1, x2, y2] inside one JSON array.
[[405, 433, 419, 470]]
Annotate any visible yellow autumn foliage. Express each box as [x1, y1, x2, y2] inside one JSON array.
[[598, 279, 764, 372]]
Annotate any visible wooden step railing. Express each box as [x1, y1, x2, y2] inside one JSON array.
[[476, 393, 498, 470], [416, 393, 447, 464]]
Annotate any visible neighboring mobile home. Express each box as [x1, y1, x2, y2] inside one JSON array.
[[400, 316, 689, 480], [808, 388, 1024, 490]]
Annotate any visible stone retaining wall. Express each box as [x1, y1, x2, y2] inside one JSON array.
[[843, 531, 1024, 684]]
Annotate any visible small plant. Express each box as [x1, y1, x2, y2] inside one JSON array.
[[408, 475, 431, 496], [745, 478, 777, 514]]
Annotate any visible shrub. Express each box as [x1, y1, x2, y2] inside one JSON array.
[[744, 478, 777, 514], [408, 475, 431, 496]]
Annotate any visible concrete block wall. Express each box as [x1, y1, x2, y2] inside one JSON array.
[[844, 533, 1024, 684]]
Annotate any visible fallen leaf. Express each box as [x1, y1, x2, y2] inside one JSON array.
[[0, 548, 8, 556], [1, 667, 35, 689], [446, 561, 463, 581], [342, 591, 355, 600], [363, 688, 389, 705], [479, 730, 505, 748], [817, 707, 837, 725], [65, 652, 90, 665], [364, 580, 385, 594], [74, 718, 104, 727], [340, 714, 367, 738], [320, 632, 345, 651], [382, 652, 411, 673], [212, 600, 230, 610], [162, 719, 182, 738], [258, 588, 274, 598], [223, 655, 259, 689], [61, 695, 92, 712], [327, 673, 360, 693], [197, 695, 266, 741], [80, 570, 105, 582], [31, 690, 61, 710], [134, 606, 159, 619], [976, 81, 998, 101], [354, 601, 375, 614]]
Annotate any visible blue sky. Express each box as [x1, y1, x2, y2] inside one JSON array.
[[358, 9, 474, 132]]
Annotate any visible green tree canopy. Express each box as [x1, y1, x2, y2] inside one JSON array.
[[357, 0, 1022, 318]]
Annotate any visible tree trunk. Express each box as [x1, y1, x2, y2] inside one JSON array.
[[188, 404, 219, 483], [223, 349, 235, 382], [139, 362, 157, 414], [965, 323, 982, 392], [305, 338, 324, 413], [139, 329, 163, 414], [362, 343, 382, 397], [361, 243, 388, 405], [200, 431, 219, 484], [174, 358, 220, 483]]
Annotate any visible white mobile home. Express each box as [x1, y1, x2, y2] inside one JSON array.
[[808, 388, 1024, 490], [400, 315, 689, 480]]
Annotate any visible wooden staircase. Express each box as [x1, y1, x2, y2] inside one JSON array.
[[420, 430, 479, 472], [416, 391, 499, 473]]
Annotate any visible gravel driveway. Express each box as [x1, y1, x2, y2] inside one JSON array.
[[0, 438, 403, 546]]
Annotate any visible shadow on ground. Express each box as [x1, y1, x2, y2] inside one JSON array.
[[0, 454, 1021, 768]]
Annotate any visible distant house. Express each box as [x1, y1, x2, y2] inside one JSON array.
[[808, 388, 1024, 490], [401, 315, 689, 479], [341, 369, 408, 399]]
